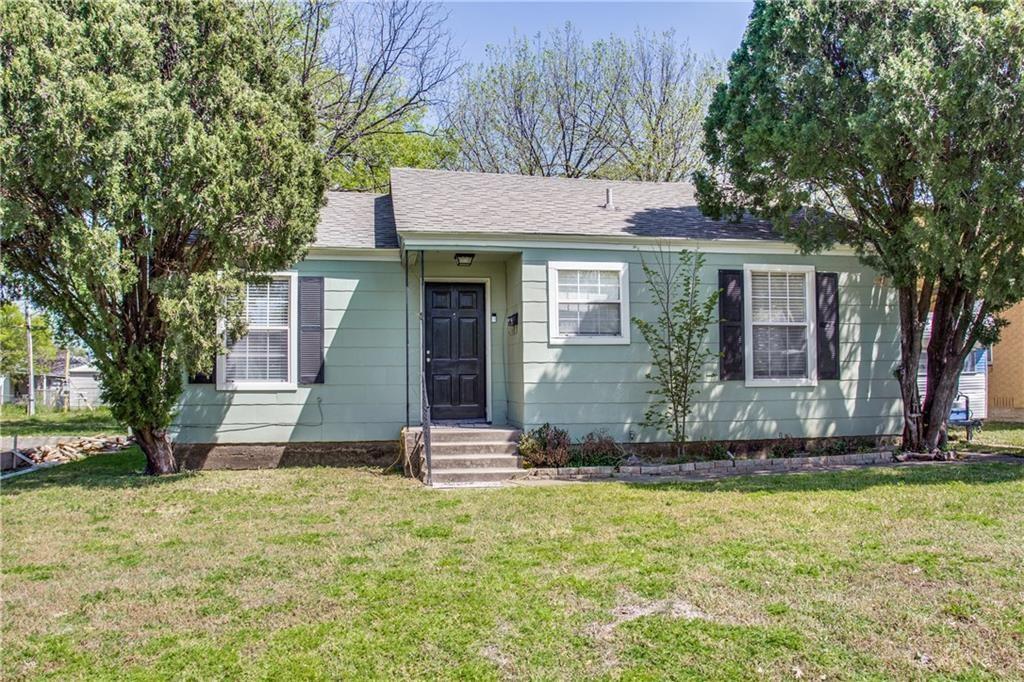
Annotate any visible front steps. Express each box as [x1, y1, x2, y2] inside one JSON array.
[[402, 426, 524, 487]]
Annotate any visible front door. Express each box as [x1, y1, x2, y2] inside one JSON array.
[[425, 283, 487, 421]]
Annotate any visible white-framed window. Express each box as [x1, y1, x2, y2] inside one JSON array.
[[744, 264, 817, 387], [918, 348, 981, 376], [217, 272, 298, 391], [547, 261, 630, 345]]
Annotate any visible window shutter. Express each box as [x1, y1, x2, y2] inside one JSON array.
[[815, 272, 840, 380], [719, 269, 744, 380], [298, 276, 325, 384]]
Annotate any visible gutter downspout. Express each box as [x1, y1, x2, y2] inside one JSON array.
[[420, 250, 432, 486], [404, 249, 409, 429]]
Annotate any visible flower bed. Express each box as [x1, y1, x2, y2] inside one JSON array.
[[525, 450, 896, 480]]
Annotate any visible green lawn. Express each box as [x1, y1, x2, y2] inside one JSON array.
[[949, 420, 1024, 455], [2, 450, 1022, 679], [0, 405, 124, 437]]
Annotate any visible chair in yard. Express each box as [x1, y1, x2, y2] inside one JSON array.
[[948, 392, 984, 442]]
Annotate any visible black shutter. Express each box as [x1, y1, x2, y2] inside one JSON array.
[[719, 269, 744, 380], [189, 356, 217, 384], [298, 276, 325, 384], [816, 272, 840, 380]]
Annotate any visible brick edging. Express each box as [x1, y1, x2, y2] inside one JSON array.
[[524, 451, 895, 480]]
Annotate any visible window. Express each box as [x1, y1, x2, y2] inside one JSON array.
[[547, 261, 630, 344], [217, 273, 297, 390], [917, 348, 981, 376], [744, 264, 816, 386]]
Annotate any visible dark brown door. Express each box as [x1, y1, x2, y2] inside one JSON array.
[[425, 283, 486, 420]]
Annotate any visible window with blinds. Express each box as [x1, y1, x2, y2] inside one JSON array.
[[547, 262, 630, 344], [746, 267, 815, 383], [225, 279, 291, 383]]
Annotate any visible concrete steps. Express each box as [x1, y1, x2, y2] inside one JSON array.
[[421, 427, 523, 486]]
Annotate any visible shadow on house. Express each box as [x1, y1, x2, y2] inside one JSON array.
[[177, 440, 399, 470]]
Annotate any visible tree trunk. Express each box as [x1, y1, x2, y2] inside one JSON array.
[[897, 286, 926, 452], [133, 425, 178, 475]]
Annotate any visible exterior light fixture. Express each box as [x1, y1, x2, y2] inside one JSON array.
[[454, 253, 475, 267]]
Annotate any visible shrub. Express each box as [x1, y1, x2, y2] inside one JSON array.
[[812, 439, 850, 457], [570, 430, 624, 467], [518, 423, 571, 468], [770, 434, 803, 458], [684, 439, 731, 462]]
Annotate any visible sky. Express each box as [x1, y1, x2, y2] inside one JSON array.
[[442, 1, 754, 64]]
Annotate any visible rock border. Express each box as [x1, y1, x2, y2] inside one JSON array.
[[525, 450, 895, 480]]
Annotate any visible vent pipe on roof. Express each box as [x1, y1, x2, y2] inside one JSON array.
[[605, 187, 615, 210]]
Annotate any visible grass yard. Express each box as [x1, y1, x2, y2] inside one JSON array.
[[949, 420, 1024, 456], [0, 405, 124, 437], [2, 450, 1023, 680]]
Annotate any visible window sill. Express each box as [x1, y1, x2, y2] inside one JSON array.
[[744, 378, 818, 388], [549, 335, 630, 346], [216, 382, 297, 392]]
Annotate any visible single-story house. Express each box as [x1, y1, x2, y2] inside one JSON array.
[[173, 168, 906, 480]]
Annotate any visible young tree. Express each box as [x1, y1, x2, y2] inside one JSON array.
[[696, 0, 1024, 454], [633, 249, 720, 455], [1, 0, 326, 473]]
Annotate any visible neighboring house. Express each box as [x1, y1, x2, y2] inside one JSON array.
[[0, 375, 12, 405], [17, 351, 105, 409], [917, 319, 989, 421], [172, 168, 905, 476], [989, 302, 1024, 422]]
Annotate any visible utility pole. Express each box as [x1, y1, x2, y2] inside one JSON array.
[[63, 348, 71, 412], [24, 299, 35, 416]]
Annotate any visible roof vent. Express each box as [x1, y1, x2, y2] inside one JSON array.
[[605, 187, 615, 210]]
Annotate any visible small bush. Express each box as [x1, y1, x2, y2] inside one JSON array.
[[570, 430, 624, 467], [684, 439, 731, 461], [812, 439, 850, 457], [770, 434, 803, 458], [518, 423, 571, 468]]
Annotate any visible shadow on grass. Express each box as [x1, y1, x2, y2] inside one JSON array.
[[626, 461, 1024, 495], [0, 447, 190, 495]]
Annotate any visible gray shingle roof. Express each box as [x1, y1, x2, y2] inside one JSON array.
[[313, 169, 783, 249], [388, 168, 781, 241], [316, 191, 398, 248]]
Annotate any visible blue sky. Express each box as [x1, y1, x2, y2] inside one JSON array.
[[443, 2, 754, 64]]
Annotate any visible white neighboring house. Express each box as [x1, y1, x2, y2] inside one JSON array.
[[63, 361, 104, 409], [917, 318, 989, 421], [19, 351, 106, 409]]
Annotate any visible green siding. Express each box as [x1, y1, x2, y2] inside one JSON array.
[[174, 244, 903, 446], [173, 258, 413, 443], [173, 254, 514, 443], [517, 247, 903, 441]]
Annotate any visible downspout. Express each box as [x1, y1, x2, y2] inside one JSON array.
[[404, 248, 409, 429], [420, 250, 432, 486]]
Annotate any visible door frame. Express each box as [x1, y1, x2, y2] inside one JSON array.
[[424, 277, 492, 423]]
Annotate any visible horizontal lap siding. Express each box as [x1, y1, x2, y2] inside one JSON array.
[[916, 351, 988, 420], [172, 259, 411, 443], [519, 248, 902, 441]]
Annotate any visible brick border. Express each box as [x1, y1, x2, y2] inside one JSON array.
[[524, 451, 895, 480]]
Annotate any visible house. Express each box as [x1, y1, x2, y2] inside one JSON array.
[[988, 302, 1024, 422], [19, 351, 106, 410], [917, 319, 989, 422], [172, 168, 904, 480]]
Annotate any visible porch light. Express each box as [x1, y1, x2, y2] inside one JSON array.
[[454, 252, 475, 267]]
